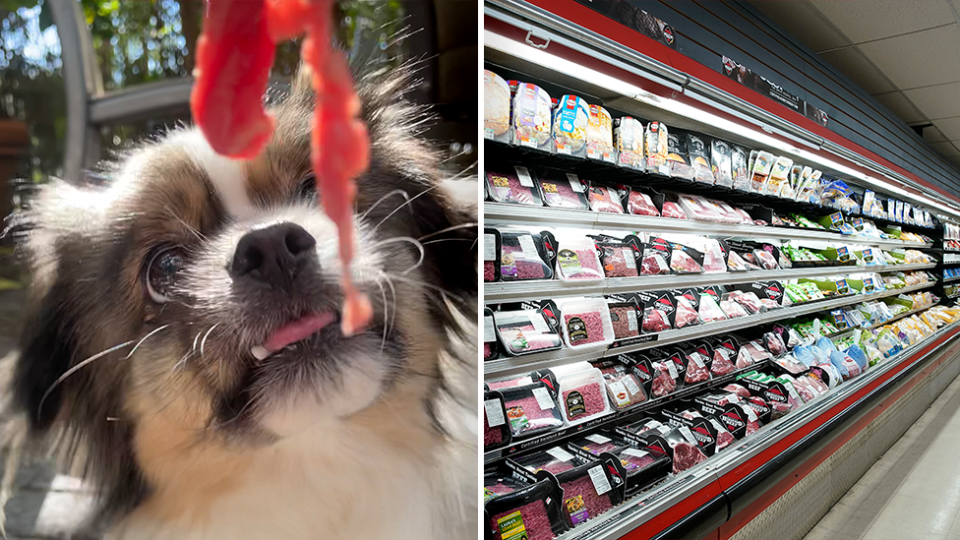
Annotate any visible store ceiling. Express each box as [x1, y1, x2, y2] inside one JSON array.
[[750, 0, 960, 167]]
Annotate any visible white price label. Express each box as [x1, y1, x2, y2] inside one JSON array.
[[666, 361, 679, 379], [483, 234, 496, 261], [679, 426, 697, 445], [627, 309, 638, 332], [515, 166, 534, 187], [623, 375, 642, 396], [529, 312, 551, 334], [588, 465, 612, 496], [623, 248, 637, 269], [607, 381, 630, 407], [566, 173, 585, 192], [691, 353, 706, 368], [546, 446, 576, 462], [621, 447, 650, 459], [585, 434, 611, 444], [727, 393, 741, 403], [709, 418, 727, 433], [532, 387, 555, 410], [518, 234, 538, 258], [643, 420, 663, 431], [484, 315, 496, 343], [745, 406, 758, 422], [785, 382, 800, 401], [484, 399, 505, 427]]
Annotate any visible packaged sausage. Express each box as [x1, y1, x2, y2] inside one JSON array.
[[537, 170, 589, 210], [553, 95, 589, 157], [711, 139, 734, 188], [586, 104, 615, 163], [645, 121, 670, 175], [512, 82, 552, 151], [485, 166, 543, 206], [615, 117, 645, 170], [483, 70, 512, 143]]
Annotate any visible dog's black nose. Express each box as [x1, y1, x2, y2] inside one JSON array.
[[230, 222, 317, 286]]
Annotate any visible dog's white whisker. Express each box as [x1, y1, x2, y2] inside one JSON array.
[[37, 340, 138, 419], [200, 324, 220, 358], [372, 183, 443, 233], [125, 324, 173, 360], [417, 222, 478, 242], [374, 236, 425, 275], [381, 272, 469, 307], [359, 189, 410, 220]]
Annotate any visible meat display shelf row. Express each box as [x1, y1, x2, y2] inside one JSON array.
[[484, 263, 936, 303], [483, 361, 768, 465], [485, 204, 934, 249], [549, 320, 960, 540], [483, 282, 936, 377]]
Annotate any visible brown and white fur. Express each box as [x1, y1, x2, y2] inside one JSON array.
[[4, 60, 478, 539]]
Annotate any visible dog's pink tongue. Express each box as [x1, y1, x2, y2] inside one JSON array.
[[263, 312, 337, 352]]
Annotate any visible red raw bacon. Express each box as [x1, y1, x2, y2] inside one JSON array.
[[191, 0, 373, 335]]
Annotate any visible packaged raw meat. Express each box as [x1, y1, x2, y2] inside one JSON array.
[[484, 70, 511, 142], [642, 307, 672, 333], [608, 303, 641, 339], [723, 384, 751, 398], [557, 367, 613, 424], [484, 308, 499, 361], [556, 236, 604, 282], [662, 201, 688, 219], [484, 391, 510, 449], [555, 465, 616, 525], [759, 298, 781, 310], [487, 376, 534, 390], [494, 310, 563, 356], [602, 370, 647, 409], [719, 299, 749, 319], [727, 250, 753, 272], [670, 249, 704, 274], [483, 228, 500, 282], [615, 117, 646, 170], [512, 448, 580, 475], [587, 104, 615, 162], [673, 294, 702, 329], [485, 476, 562, 540], [711, 348, 737, 375], [730, 291, 766, 314], [641, 243, 672, 275], [597, 240, 640, 278], [708, 199, 744, 223], [734, 207, 754, 224], [698, 294, 728, 323], [588, 183, 625, 214], [626, 189, 660, 216], [645, 121, 670, 175], [560, 298, 615, 349], [736, 348, 756, 369], [651, 361, 678, 397], [513, 82, 553, 151], [501, 383, 564, 438], [764, 332, 787, 357], [499, 231, 553, 281], [754, 249, 780, 270], [553, 95, 589, 156], [664, 428, 709, 473], [702, 240, 727, 274], [486, 167, 543, 206], [537, 171, 589, 209], [711, 139, 734, 187], [683, 348, 711, 384], [678, 194, 724, 222]]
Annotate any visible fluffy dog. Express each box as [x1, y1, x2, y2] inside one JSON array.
[[3, 60, 478, 539]]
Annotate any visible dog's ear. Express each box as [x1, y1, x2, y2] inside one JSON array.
[[13, 280, 76, 432]]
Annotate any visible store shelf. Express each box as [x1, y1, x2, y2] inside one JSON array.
[[483, 282, 936, 377], [545, 321, 960, 540], [944, 276, 960, 284], [486, 203, 934, 249], [483, 362, 766, 464], [484, 263, 936, 303]]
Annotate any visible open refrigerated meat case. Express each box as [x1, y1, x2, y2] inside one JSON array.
[[481, 2, 960, 540]]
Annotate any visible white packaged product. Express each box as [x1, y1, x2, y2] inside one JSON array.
[[559, 298, 616, 350], [556, 366, 613, 425], [553, 95, 589, 156], [645, 121, 670, 175], [512, 82, 552, 150], [750, 151, 775, 193], [556, 235, 605, 282], [483, 70, 511, 142], [616, 117, 645, 170]]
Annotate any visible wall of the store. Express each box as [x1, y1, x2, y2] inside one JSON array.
[[617, 1, 960, 198]]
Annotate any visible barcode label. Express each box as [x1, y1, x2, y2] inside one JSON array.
[[484, 399, 505, 427], [483, 234, 496, 261], [785, 382, 800, 400], [620, 447, 649, 459], [529, 312, 551, 334], [484, 315, 495, 342], [679, 426, 697, 444], [546, 446, 575, 462], [623, 248, 637, 269], [518, 234, 538, 257], [586, 434, 611, 444], [532, 387, 555, 410], [627, 309, 638, 332], [666, 361, 678, 379], [515, 166, 534, 187], [691, 353, 706, 368], [588, 465, 612, 495], [567, 173, 585, 192], [623, 375, 642, 395]]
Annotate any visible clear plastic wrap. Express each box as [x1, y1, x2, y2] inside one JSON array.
[[494, 310, 563, 356], [674, 295, 702, 329], [499, 231, 553, 281], [556, 236, 604, 282], [557, 367, 612, 423], [641, 245, 671, 275], [627, 190, 660, 216], [651, 361, 678, 397], [711, 348, 737, 376], [603, 370, 647, 409], [642, 306, 672, 333], [512, 83, 552, 150], [678, 194, 724, 222], [719, 299, 749, 319], [485, 167, 542, 206], [588, 184, 625, 214], [698, 294, 728, 323], [754, 249, 780, 270], [764, 332, 787, 357]]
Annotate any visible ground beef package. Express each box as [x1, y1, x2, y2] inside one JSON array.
[[484, 390, 511, 450], [552, 461, 623, 526], [597, 239, 641, 278], [536, 171, 589, 210], [483, 308, 500, 361], [500, 382, 564, 438], [607, 302, 642, 340], [483, 228, 501, 283], [484, 474, 567, 540], [555, 236, 605, 282], [590, 359, 647, 409], [510, 447, 582, 476], [557, 367, 613, 424], [560, 298, 615, 349], [587, 183, 625, 214], [498, 230, 554, 281], [493, 309, 563, 356], [486, 166, 543, 206], [565, 433, 670, 494]]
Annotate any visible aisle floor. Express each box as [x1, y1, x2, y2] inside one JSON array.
[[805, 373, 960, 540]]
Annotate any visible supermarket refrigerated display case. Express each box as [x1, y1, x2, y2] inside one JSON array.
[[482, 2, 960, 540]]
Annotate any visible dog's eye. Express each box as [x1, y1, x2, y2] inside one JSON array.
[[146, 247, 184, 303], [297, 173, 317, 199]]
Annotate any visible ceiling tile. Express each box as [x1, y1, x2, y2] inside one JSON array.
[[903, 82, 960, 119], [924, 126, 948, 143], [809, 0, 954, 44], [818, 47, 896, 94], [932, 116, 960, 139], [749, 1, 852, 52], [931, 141, 960, 159], [872, 91, 928, 124], [859, 25, 960, 89]]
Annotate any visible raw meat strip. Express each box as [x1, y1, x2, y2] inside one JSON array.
[[192, 0, 373, 335], [564, 311, 607, 346], [490, 500, 554, 540], [562, 382, 606, 420], [560, 475, 614, 525], [628, 191, 660, 216]]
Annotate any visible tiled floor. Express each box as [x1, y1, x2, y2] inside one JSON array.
[[806, 373, 960, 540]]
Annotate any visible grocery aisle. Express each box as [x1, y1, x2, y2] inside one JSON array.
[[806, 373, 960, 540]]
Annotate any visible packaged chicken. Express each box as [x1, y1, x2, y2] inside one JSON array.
[[512, 82, 552, 151]]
